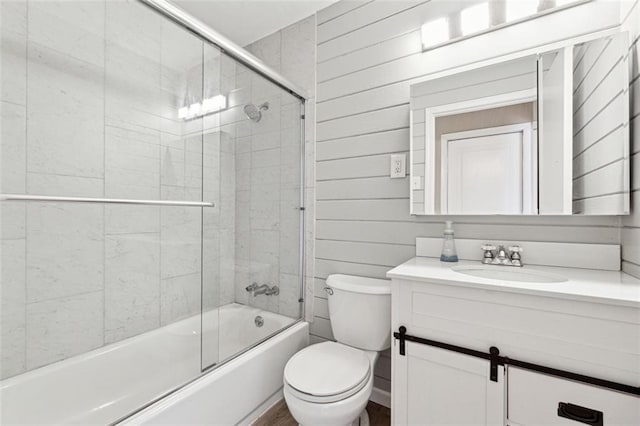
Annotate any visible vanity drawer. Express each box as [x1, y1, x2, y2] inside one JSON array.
[[508, 367, 640, 426]]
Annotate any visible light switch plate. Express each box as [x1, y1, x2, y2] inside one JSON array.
[[390, 154, 406, 178], [411, 176, 422, 190]]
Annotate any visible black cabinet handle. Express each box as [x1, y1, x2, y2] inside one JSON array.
[[558, 402, 603, 426]]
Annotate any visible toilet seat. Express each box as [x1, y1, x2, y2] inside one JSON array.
[[284, 342, 371, 403]]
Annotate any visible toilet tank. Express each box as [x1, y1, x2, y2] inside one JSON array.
[[325, 274, 391, 351]]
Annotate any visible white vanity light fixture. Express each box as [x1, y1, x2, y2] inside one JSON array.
[[420, 0, 590, 52], [178, 94, 227, 120], [460, 2, 490, 36], [421, 17, 450, 50]]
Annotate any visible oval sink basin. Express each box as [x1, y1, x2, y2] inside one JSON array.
[[452, 265, 568, 283]]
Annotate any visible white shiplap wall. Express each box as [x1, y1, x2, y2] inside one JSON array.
[[313, 0, 632, 394], [621, 0, 640, 279], [573, 31, 630, 214]]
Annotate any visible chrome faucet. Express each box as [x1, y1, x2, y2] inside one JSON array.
[[245, 282, 280, 297], [481, 244, 523, 267]]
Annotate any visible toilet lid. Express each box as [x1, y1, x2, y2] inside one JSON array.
[[284, 342, 371, 398]]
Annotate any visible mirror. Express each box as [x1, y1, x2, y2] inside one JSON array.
[[410, 32, 630, 215]]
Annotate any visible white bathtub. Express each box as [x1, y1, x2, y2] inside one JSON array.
[[0, 303, 308, 425]]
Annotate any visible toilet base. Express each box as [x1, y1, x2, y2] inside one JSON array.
[[296, 409, 369, 426], [352, 408, 370, 426]]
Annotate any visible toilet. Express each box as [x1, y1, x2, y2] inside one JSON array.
[[283, 274, 391, 426]]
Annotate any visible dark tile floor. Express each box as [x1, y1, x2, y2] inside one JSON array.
[[253, 399, 390, 426]]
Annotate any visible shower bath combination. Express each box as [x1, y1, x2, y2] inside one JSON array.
[[0, 0, 307, 423], [243, 101, 269, 122]]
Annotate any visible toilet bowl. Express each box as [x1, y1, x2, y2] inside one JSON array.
[[283, 274, 391, 426]]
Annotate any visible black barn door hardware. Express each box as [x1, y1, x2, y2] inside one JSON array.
[[393, 326, 640, 396]]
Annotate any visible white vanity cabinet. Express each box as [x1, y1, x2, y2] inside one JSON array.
[[389, 258, 640, 426], [508, 368, 640, 426], [393, 341, 504, 425]]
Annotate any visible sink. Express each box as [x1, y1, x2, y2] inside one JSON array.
[[452, 265, 568, 283]]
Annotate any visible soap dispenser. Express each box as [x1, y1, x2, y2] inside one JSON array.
[[440, 221, 459, 262]]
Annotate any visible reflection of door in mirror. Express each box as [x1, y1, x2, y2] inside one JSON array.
[[441, 124, 536, 215]]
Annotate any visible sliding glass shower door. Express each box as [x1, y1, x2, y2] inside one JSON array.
[[0, 0, 304, 423]]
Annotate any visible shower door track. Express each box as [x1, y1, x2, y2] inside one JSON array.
[[138, 0, 308, 101], [0, 194, 214, 207]]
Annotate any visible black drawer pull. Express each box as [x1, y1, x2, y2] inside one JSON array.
[[558, 402, 603, 426]]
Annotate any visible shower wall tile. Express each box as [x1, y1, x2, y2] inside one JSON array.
[[252, 147, 281, 168], [105, 205, 161, 235], [281, 15, 316, 97], [27, 44, 105, 179], [0, 0, 27, 105], [279, 272, 301, 318], [160, 272, 201, 326], [26, 291, 104, 370], [251, 165, 280, 187], [105, 233, 160, 343], [250, 230, 280, 286], [219, 228, 236, 306], [26, 173, 103, 198], [105, 0, 161, 63], [1, 239, 26, 378], [1, 102, 26, 194], [246, 31, 281, 73], [104, 23, 163, 131], [26, 203, 104, 303], [28, 0, 105, 67], [0, 202, 26, 241], [161, 237, 201, 279], [250, 184, 280, 231], [251, 130, 281, 153], [161, 146, 186, 189], [104, 125, 161, 201]]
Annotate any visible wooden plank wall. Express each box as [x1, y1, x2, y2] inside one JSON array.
[[313, 0, 628, 393]]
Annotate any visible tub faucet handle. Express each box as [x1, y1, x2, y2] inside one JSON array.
[[245, 282, 259, 297]]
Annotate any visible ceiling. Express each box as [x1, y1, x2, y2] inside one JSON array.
[[173, 0, 338, 47]]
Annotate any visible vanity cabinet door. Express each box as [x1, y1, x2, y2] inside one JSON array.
[[393, 341, 504, 426], [507, 368, 640, 426]]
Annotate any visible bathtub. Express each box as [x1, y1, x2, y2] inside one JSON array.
[[0, 303, 308, 425]]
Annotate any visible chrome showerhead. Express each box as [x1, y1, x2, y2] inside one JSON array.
[[243, 102, 269, 122]]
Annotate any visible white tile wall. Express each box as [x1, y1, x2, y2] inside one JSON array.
[[312, 0, 633, 393]]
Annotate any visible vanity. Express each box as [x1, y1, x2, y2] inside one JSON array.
[[390, 18, 640, 424], [388, 238, 640, 426]]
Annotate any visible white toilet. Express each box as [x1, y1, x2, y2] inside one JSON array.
[[283, 274, 391, 426]]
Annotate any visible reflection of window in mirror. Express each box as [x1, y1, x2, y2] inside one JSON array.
[[436, 104, 538, 215]]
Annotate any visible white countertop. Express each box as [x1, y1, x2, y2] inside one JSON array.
[[387, 257, 640, 308]]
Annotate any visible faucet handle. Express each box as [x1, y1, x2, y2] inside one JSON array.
[[508, 246, 523, 266], [481, 244, 496, 264], [508, 246, 523, 256]]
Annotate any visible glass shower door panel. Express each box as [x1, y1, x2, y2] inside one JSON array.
[[200, 56, 304, 370], [0, 0, 217, 423]]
